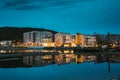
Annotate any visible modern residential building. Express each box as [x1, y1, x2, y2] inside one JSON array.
[[54, 32, 70, 46], [55, 32, 76, 47], [75, 33, 96, 47], [23, 31, 99, 47], [23, 31, 53, 46], [55, 32, 96, 47], [70, 35, 76, 47], [76, 33, 84, 46]]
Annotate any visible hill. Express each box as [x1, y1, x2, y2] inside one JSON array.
[[0, 27, 57, 42]]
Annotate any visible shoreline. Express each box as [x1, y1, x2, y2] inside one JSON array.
[[0, 46, 119, 52]]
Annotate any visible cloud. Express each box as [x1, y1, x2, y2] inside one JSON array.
[[0, 0, 94, 10], [1, 0, 45, 10]]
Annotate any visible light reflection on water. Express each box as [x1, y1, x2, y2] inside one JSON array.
[[0, 49, 56, 53], [0, 49, 74, 53], [0, 50, 120, 80]]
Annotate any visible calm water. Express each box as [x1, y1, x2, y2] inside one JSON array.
[[0, 51, 120, 80]]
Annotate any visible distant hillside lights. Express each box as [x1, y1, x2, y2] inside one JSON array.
[[95, 34, 120, 47], [0, 40, 12, 46]]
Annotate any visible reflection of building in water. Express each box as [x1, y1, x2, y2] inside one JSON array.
[[23, 56, 34, 65], [64, 50, 74, 54], [58, 50, 74, 54], [76, 54, 96, 64], [90, 54, 120, 64], [109, 54, 120, 63], [23, 54, 120, 67], [95, 54, 103, 63], [23, 55, 54, 66], [54, 54, 76, 65], [76, 55, 85, 63]]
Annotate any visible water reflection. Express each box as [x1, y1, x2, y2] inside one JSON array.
[[76, 54, 96, 63], [0, 50, 55, 53], [23, 55, 54, 67], [0, 52, 120, 68], [0, 50, 120, 80]]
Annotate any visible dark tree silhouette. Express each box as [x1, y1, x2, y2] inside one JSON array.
[[0, 27, 57, 42]]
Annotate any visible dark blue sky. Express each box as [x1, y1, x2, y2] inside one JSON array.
[[0, 0, 120, 34]]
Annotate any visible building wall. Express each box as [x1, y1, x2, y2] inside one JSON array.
[[54, 33, 63, 46], [23, 31, 97, 47], [55, 33, 96, 47], [55, 32, 70, 46], [83, 35, 96, 47], [23, 31, 53, 46], [76, 34, 84, 46], [55, 33, 76, 47]]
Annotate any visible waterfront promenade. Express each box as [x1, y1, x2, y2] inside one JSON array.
[[0, 50, 120, 59], [0, 46, 120, 59]]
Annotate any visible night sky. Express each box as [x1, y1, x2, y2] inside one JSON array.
[[0, 0, 120, 34]]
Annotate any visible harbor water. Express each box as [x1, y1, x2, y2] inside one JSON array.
[[0, 50, 120, 80]]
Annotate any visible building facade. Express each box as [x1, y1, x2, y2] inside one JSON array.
[[76, 33, 84, 46], [75, 33, 96, 47], [83, 35, 96, 47], [55, 32, 70, 46], [23, 31, 53, 46], [55, 32, 76, 47]]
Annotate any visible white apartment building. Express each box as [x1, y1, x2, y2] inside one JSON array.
[[23, 31, 53, 46], [55, 32, 76, 47], [55, 32, 69, 46], [55, 32, 96, 47]]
